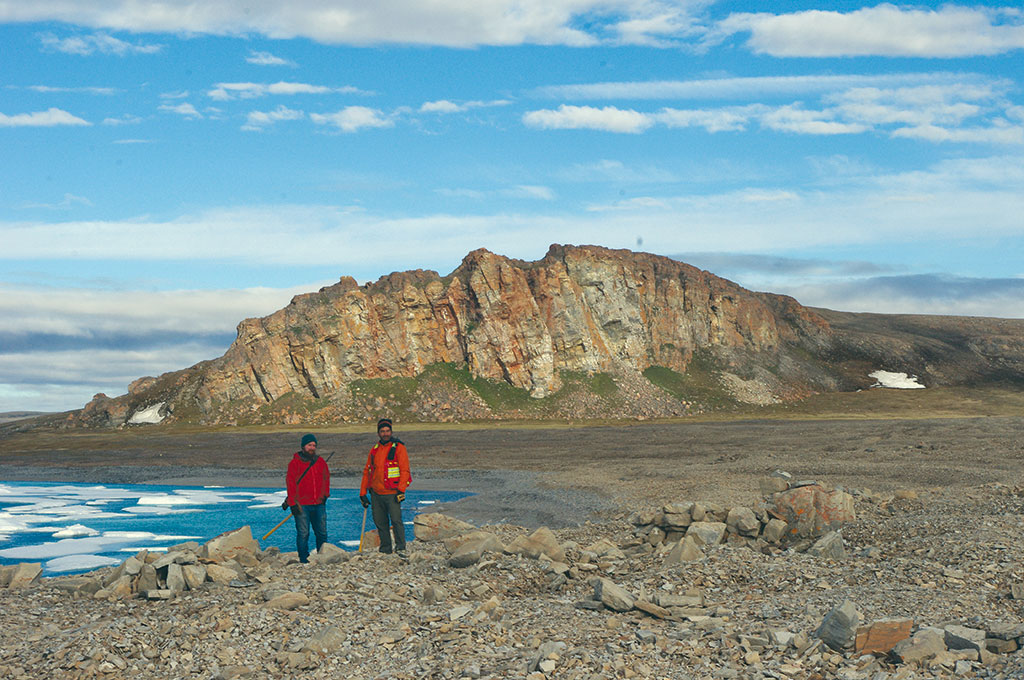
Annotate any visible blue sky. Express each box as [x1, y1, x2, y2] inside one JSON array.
[[2, 1, 1023, 412]]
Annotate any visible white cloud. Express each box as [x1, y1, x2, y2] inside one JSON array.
[[1, 155, 1020, 266], [38, 31, 162, 56], [27, 85, 116, 95], [0, 108, 90, 127], [157, 102, 201, 119], [102, 114, 143, 126], [246, 50, 295, 66], [534, 73, 995, 100], [242, 105, 305, 130], [6, 1, 708, 48], [523, 105, 653, 133], [112, 138, 151, 144], [208, 81, 363, 100], [717, 4, 1024, 58], [420, 100, 464, 114], [310, 106, 392, 132], [0, 284, 316, 338], [656, 107, 756, 132], [509, 185, 555, 200], [20, 194, 93, 210], [159, 90, 190, 100], [760, 105, 869, 135]]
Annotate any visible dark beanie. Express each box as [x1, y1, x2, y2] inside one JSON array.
[[300, 433, 317, 447], [377, 418, 393, 432]]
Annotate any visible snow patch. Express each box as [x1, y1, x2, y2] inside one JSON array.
[[128, 402, 165, 424], [52, 524, 99, 538], [869, 370, 925, 389]]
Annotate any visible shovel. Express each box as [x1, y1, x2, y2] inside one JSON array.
[[358, 505, 368, 552]]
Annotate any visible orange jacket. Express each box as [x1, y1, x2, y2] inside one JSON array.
[[360, 439, 411, 495]]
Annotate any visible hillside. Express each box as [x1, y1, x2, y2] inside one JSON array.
[[43, 244, 1024, 428]]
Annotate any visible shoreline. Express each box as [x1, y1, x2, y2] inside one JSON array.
[[0, 465, 615, 530]]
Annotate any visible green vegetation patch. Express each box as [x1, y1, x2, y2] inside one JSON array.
[[643, 350, 740, 409]]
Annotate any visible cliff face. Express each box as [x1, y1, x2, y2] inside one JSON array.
[[69, 244, 1024, 428], [195, 244, 829, 406]]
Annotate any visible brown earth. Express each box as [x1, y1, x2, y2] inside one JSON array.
[[3, 411, 1022, 528]]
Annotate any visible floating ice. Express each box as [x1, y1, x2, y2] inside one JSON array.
[[53, 524, 98, 538], [122, 506, 199, 515], [869, 370, 925, 389], [0, 531, 196, 559], [419, 500, 436, 505], [46, 554, 121, 572]]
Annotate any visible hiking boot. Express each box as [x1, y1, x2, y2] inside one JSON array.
[[395, 550, 408, 560]]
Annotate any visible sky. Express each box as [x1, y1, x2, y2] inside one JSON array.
[[2, 1, 1023, 413]]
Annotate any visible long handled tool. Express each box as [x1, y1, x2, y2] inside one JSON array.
[[358, 505, 368, 552], [262, 450, 334, 542]]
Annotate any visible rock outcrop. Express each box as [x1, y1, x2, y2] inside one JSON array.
[[63, 244, 1024, 427]]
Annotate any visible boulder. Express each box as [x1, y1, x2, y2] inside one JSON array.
[[205, 564, 238, 585], [182, 564, 207, 590], [944, 625, 986, 653], [664, 535, 703, 566], [506, 527, 565, 563], [137, 564, 158, 593], [807, 531, 846, 560], [890, 627, 946, 664], [303, 626, 346, 654], [762, 518, 789, 544], [7, 562, 42, 589], [413, 513, 475, 541], [165, 563, 186, 592], [816, 600, 860, 650], [856, 619, 914, 654], [726, 506, 760, 537], [583, 538, 626, 560], [686, 522, 727, 546], [771, 485, 855, 538], [593, 578, 634, 612], [444, 531, 503, 555], [310, 543, 348, 565], [201, 526, 259, 561]]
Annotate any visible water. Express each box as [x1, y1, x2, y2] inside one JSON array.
[[0, 481, 469, 575]]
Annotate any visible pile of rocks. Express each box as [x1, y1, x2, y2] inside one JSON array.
[[628, 472, 856, 563]]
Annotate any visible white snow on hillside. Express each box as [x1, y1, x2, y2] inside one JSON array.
[[869, 370, 925, 389]]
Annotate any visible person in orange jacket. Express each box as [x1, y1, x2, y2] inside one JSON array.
[[284, 433, 330, 563], [359, 418, 411, 556]]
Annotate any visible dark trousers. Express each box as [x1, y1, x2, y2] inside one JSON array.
[[370, 491, 405, 553], [294, 502, 328, 562]]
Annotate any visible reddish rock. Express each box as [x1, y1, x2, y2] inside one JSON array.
[[856, 619, 914, 654], [771, 485, 855, 538]]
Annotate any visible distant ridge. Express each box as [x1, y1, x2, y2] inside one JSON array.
[[53, 244, 1024, 428]]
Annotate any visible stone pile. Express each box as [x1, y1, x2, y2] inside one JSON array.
[[628, 472, 857, 563]]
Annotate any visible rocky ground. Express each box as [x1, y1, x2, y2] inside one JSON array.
[[2, 417, 1024, 679]]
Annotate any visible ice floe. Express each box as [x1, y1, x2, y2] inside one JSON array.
[[46, 554, 121, 572]]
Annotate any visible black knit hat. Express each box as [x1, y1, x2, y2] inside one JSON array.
[[376, 418, 393, 432], [300, 433, 317, 447]]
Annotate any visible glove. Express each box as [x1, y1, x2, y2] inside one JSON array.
[[396, 493, 405, 503], [359, 495, 370, 508], [280, 500, 289, 511], [290, 504, 303, 517]]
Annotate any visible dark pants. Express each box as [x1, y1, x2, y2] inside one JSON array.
[[370, 491, 405, 553], [294, 502, 328, 563]]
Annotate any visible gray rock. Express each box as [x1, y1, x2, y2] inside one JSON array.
[[686, 521, 727, 546], [264, 592, 309, 610], [593, 578, 634, 612], [137, 564, 158, 592], [726, 506, 760, 536], [664, 535, 703, 565], [807, 531, 846, 560], [890, 627, 946, 664], [303, 625, 346, 653], [816, 600, 860, 650], [945, 625, 985, 652], [7, 563, 42, 589], [762, 518, 789, 544], [165, 563, 186, 592]]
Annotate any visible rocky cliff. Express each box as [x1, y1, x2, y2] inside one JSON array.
[[66, 244, 1024, 427]]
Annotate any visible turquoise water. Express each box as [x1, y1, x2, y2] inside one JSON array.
[[0, 481, 469, 574]]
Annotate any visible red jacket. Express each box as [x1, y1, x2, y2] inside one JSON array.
[[360, 439, 411, 496], [286, 453, 330, 506]]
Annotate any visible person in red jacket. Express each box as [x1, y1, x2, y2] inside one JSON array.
[[359, 418, 411, 556], [285, 433, 330, 563]]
